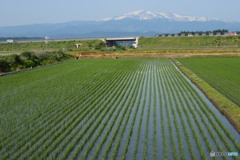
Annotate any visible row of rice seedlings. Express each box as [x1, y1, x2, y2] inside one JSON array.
[[58, 87, 123, 159], [34, 62, 132, 158], [152, 63, 158, 160], [160, 68, 185, 159], [160, 61, 196, 159], [17, 89, 103, 159], [71, 62, 141, 155], [38, 88, 115, 160], [0, 98, 61, 146], [14, 62, 125, 159], [11, 103, 81, 157], [191, 95, 240, 149], [188, 65, 240, 104], [158, 65, 175, 160], [127, 65, 147, 160], [81, 88, 133, 160], [173, 89, 207, 159], [0, 70, 75, 129], [1, 61, 127, 159], [2, 101, 77, 160], [166, 69, 217, 159], [117, 68, 144, 160], [173, 61, 239, 141], [159, 64, 187, 160], [89, 65, 145, 160], [172, 65, 240, 152], [97, 86, 136, 160], [0, 60, 116, 125], [167, 63, 233, 159], [132, 64, 150, 160], [179, 90, 229, 160], [181, 82, 238, 154], [89, 97, 125, 159], [92, 94, 131, 160], [1, 90, 54, 146], [55, 63, 138, 160], [157, 70, 168, 160], [0, 62, 119, 153], [13, 96, 90, 159], [164, 61, 237, 158], [143, 64, 151, 160], [114, 63, 146, 160], [0, 60, 91, 134], [123, 65, 147, 159], [66, 75, 125, 159], [154, 62, 168, 160], [88, 76, 138, 160], [165, 64, 202, 159], [165, 95, 178, 159], [108, 66, 144, 160], [147, 63, 157, 160], [148, 63, 158, 160], [131, 64, 149, 160], [166, 63, 212, 159], [96, 64, 144, 160], [172, 69, 230, 153], [0, 82, 40, 114], [160, 65, 180, 160], [80, 63, 143, 160]]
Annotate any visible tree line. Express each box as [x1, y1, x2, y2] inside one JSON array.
[[0, 51, 73, 73]]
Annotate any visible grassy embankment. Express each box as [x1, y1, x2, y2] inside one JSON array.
[[129, 36, 240, 57], [139, 36, 240, 48], [0, 40, 104, 55], [0, 40, 103, 51], [1, 36, 240, 58], [172, 58, 240, 133]]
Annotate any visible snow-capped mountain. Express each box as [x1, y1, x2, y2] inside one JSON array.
[[102, 10, 218, 22], [0, 10, 239, 38]]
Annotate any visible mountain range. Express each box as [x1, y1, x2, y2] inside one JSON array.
[[0, 10, 239, 38]]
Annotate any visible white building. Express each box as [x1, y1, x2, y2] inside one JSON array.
[[7, 39, 14, 43]]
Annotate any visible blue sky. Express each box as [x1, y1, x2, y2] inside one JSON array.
[[0, 0, 240, 26]]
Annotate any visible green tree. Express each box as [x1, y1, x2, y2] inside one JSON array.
[[95, 41, 106, 50], [0, 59, 11, 72]]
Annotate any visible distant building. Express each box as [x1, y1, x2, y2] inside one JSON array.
[[208, 32, 214, 36], [155, 29, 233, 38], [45, 36, 49, 44], [201, 32, 207, 36], [7, 39, 14, 43], [227, 33, 237, 35], [188, 33, 193, 36], [174, 34, 178, 37], [180, 33, 186, 36], [75, 43, 82, 48]]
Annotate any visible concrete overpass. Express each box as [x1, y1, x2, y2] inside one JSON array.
[[0, 37, 140, 48], [105, 37, 139, 48]]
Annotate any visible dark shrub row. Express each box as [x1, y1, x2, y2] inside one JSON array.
[[0, 51, 73, 72]]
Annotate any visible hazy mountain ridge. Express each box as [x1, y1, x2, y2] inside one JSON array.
[[0, 10, 239, 38]]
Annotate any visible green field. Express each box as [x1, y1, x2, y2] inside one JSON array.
[[177, 57, 240, 107], [138, 36, 240, 48], [0, 40, 103, 51], [0, 59, 239, 159], [1, 36, 240, 52]]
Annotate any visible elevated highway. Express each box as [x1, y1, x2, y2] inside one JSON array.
[[105, 37, 139, 48]]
